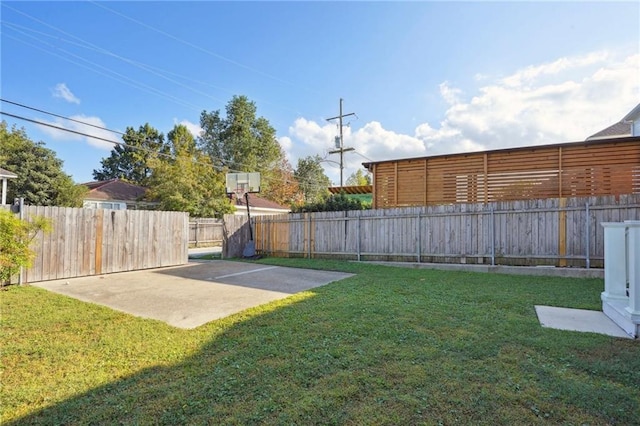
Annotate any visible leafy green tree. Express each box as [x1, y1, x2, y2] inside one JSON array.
[[346, 169, 372, 186], [198, 95, 289, 201], [0, 121, 87, 207], [0, 209, 51, 285], [93, 123, 168, 186], [294, 155, 331, 204], [146, 124, 233, 218]]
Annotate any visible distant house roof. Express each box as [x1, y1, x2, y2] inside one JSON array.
[[586, 102, 639, 140], [83, 179, 148, 202], [586, 121, 631, 140], [0, 167, 17, 179], [233, 193, 289, 212], [622, 103, 640, 122]]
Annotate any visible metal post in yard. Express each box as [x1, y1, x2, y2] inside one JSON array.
[[585, 202, 590, 269], [490, 205, 495, 266]]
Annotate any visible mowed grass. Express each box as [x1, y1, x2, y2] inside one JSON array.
[[2, 259, 639, 425]]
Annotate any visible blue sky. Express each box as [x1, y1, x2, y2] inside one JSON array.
[[1, 1, 639, 186]]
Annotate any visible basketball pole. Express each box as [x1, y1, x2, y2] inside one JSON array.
[[245, 192, 253, 241]]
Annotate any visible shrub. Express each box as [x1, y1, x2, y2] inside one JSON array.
[[0, 209, 51, 285], [291, 192, 370, 213]]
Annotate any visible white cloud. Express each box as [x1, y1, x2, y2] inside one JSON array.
[[420, 51, 639, 155], [175, 119, 202, 138], [52, 83, 80, 104], [281, 50, 639, 185], [439, 81, 463, 105], [284, 118, 426, 185], [38, 115, 115, 150]]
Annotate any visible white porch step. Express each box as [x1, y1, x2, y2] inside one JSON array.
[[602, 300, 639, 338]]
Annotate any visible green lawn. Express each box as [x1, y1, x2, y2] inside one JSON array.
[[2, 259, 638, 425]]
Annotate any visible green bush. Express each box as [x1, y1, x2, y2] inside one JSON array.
[[291, 192, 371, 213], [0, 210, 51, 285]]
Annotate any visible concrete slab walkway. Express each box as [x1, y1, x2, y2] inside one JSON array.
[[32, 261, 353, 329], [535, 305, 633, 339]]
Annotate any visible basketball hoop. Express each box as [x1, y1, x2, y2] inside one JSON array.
[[232, 185, 247, 202], [225, 172, 261, 258]]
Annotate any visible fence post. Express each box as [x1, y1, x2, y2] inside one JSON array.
[[417, 212, 421, 263], [558, 198, 567, 267], [585, 202, 590, 269], [194, 219, 199, 247], [265, 217, 269, 256], [490, 204, 495, 266], [18, 198, 24, 285], [357, 215, 361, 261], [307, 214, 311, 259]]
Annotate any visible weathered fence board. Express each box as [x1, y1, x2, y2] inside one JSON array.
[[189, 218, 223, 247], [3, 206, 188, 283], [222, 214, 251, 258], [244, 194, 640, 267]]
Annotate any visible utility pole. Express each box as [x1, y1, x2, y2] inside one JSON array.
[[327, 98, 355, 187]]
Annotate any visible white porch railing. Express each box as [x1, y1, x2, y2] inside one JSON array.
[[601, 221, 640, 338]]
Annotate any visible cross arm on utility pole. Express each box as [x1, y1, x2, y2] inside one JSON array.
[[326, 98, 356, 187]]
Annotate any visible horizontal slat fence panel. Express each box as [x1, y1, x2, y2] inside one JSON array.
[[371, 137, 640, 208], [247, 194, 640, 267], [3, 206, 188, 283]]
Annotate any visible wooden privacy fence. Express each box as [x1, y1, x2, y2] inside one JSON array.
[[250, 194, 640, 267], [366, 137, 640, 208], [222, 214, 252, 258], [189, 218, 223, 247], [7, 206, 188, 283]]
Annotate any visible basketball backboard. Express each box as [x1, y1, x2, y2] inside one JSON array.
[[226, 172, 261, 195]]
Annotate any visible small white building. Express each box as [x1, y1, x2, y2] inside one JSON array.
[[0, 167, 17, 205], [231, 193, 290, 216]]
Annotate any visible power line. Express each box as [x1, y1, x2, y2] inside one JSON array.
[[1, 99, 126, 136], [3, 31, 203, 111], [2, 4, 367, 177], [0, 107, 334, 191], [2, 12, 315, 119], [88, 1, 322, 96], [1, 98, 251, 173]]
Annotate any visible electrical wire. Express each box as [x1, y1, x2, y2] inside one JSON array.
[[2, 14, 315, 121], [1, 97, 358, 188], [0, 108, 339, 191], [88, 0, 322, 96], [2, 4, 366, 172], [1, 99, 126, 136]]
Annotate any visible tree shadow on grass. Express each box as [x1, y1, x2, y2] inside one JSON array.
[[7, 273, 640, 425]]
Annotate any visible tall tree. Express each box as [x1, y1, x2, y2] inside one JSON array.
[[294, 155, 332, 204], [93, 123, 168, 186], [346, 169, 372, 186], [0, 121, 87, 207], [198, 95, 288, 201], [266, 158, 300, 207], [146, 124, 233, 218]]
